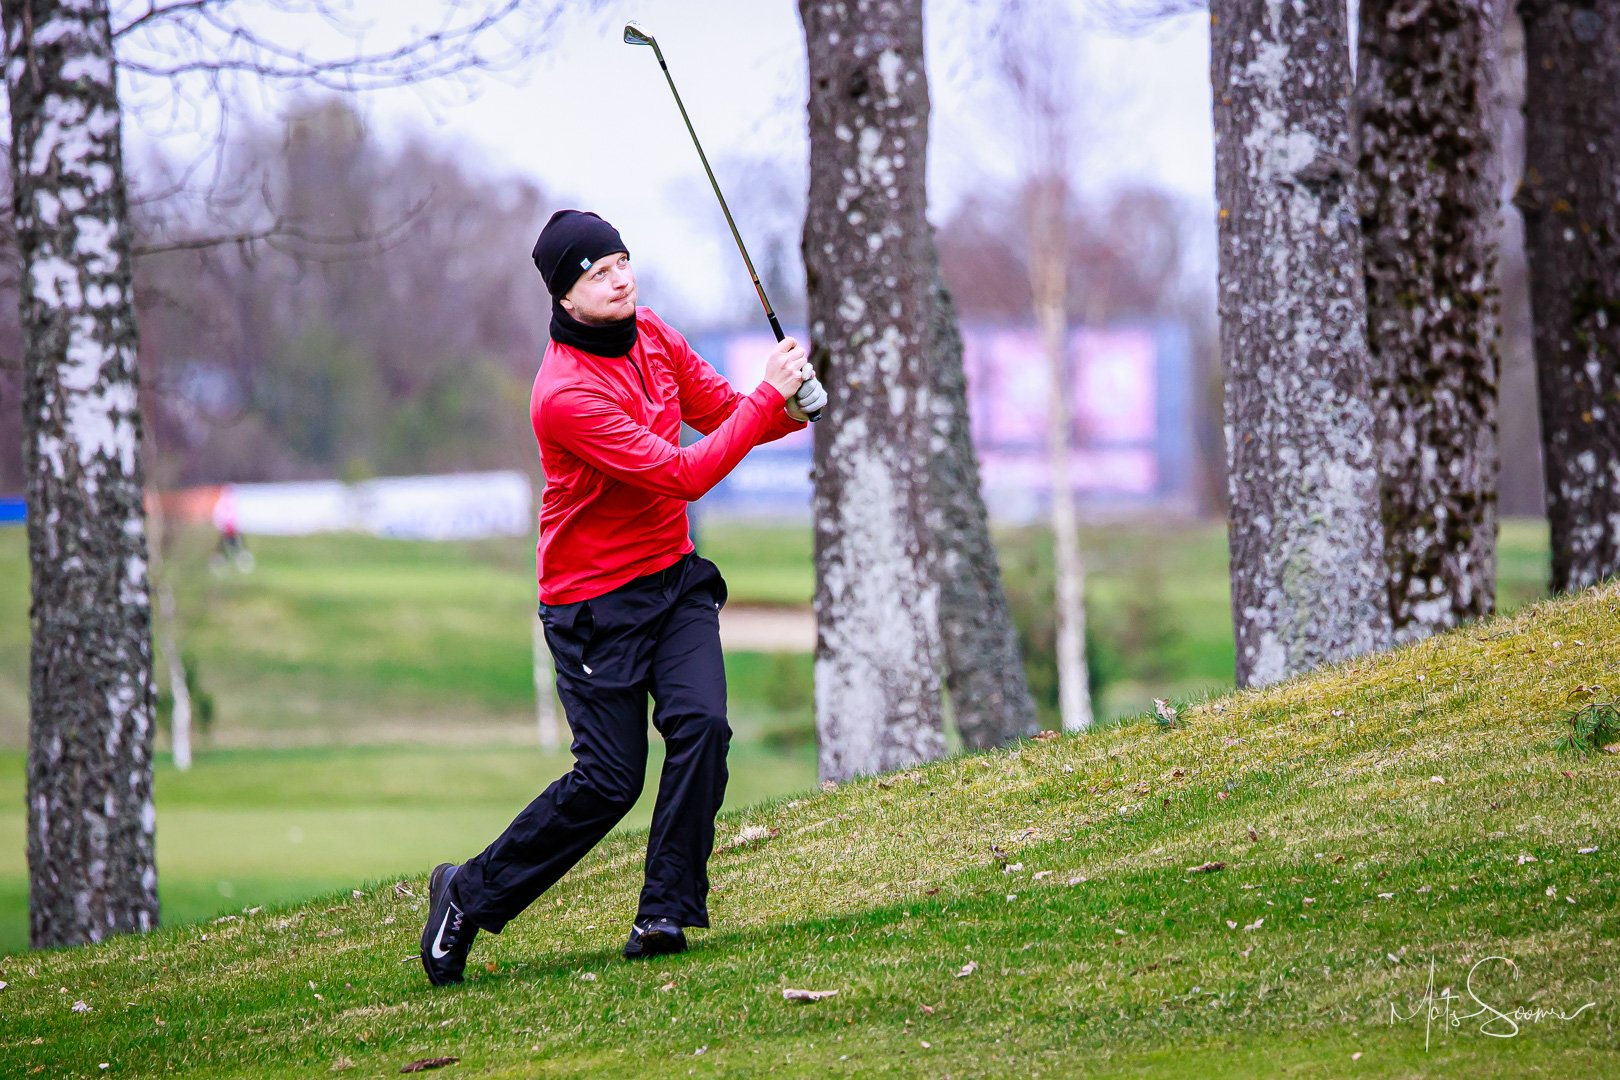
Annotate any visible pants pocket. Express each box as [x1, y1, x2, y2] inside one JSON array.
[[540, 600, 596, 676], [693, 556, 728, 611]]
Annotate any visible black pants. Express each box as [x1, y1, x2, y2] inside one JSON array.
[[455, 553, 731, 933]]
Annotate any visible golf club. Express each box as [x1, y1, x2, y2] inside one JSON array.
[[624, 20, 825, 422]]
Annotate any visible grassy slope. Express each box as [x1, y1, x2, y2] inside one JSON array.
[[3, 581, 1616, 1077], [0, 520, 1553, 747]]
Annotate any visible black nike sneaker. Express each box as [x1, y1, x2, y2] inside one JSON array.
[[623, 916, 687, 959], [420, 862, 478, 985]]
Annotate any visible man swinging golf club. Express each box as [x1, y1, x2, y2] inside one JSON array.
[[420, 209, 825, 985]]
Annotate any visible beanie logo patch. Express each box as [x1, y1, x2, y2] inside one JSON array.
[[579, 257, 592, 269]]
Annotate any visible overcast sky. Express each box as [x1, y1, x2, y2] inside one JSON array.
[[119, 0, 1216, 325]]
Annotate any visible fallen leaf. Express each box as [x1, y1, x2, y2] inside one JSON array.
[[1003, 863, 1024, 874], [1248, 827, 1259, 842], [1187, 861, 1225, 874], [1578, 846, 1599, 855], [733, 825, 775, 847], [1033, 870, 1053, 880], [660, 981, 677, 992], [1302, 897, 1315, 905], [1153, 699, 1178, 727], [820, 780, 838, 793], [920, 1004, 935, 1015], [1546, 886, 1557, 898], [393, 883, 414, 899], [1226, 920, 1238, 929], [1243, 918, 1263, 932], [954, 961, 978, 978], [399, 1058, 459, 1074], [1430, 776, 1444, 785], [484, 961, 499, 974], [72, 1001, 91, 1013], [1065, 875, 1088, 886], [1352, 1051, 1362, 1061], [1216, 791, 1229, 801], [352, 890, 365, 899], [579, 972, 597, 982], [782, 988, 839, 1002], [1033, 729, 1059, 741], [1378, 892, 1395, 899], [329, 1056, 355, 1072], [1517, 854, 1537, 865]]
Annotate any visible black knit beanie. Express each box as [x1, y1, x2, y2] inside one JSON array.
[[532, 210, 629, 300]]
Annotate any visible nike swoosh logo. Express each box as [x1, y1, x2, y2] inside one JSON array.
[[430, 907, 458, 959]]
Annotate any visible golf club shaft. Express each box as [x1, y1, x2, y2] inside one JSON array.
[[643, 42, 783, 341], [635, 33, 822, 421]]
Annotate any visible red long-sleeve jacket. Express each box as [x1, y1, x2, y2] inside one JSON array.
[[531, 307, 804, 604]]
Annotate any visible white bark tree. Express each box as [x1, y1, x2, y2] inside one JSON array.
[[4, 0, 158, 947], [1210, 0, 1392, 688], [801, 0, 946, 782], [997, 0, 1095, 732], [4, 0, 592, 948]]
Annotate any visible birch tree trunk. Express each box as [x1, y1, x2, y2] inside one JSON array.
[[801, 0, 945, 782], [1210, 0, 1392, 688], [923, 249, 1039, 749], [533, 611, 560, 752], [4, 0, 159, 946], [157, 583, 192, 772], [1517, 1, 1620, 592], [1356, 0, 1504, 642], [1029, 175, 1093, 732]]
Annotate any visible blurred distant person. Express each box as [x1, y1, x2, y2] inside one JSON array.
[[420, 209, 824, 985], [211, 498, 254, 574]]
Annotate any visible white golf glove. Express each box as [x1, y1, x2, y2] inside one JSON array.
[[786, 369, 827, 422]]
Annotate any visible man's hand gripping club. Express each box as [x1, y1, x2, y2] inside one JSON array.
[[764, 337, 827, 422]]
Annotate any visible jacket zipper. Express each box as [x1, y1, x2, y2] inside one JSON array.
[[627, 356, 653, 403]]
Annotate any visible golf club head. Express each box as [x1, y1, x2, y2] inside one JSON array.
[[623, 21, 656, 47]]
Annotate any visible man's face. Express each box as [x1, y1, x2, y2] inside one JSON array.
[[561, 251, 636, 324]]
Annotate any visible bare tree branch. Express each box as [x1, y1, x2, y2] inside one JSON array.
[[113, 0, 215, 39], [132, 190, 431, 261], [114, 0, 577, 92]]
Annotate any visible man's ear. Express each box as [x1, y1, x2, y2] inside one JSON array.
[[559, 295, 575, 313]]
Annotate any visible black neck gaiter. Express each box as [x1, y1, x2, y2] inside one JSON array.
[[550, 300, 638, 358]]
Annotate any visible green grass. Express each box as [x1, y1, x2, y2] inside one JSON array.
[[2, 580, 1616, 1077], [0, 739, 816, 958], [0, 519, 1559, 960], [0, 519, 1555, 747]]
